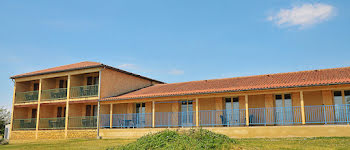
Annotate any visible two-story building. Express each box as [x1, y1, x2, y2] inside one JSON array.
[[9, 61, 350, 140]]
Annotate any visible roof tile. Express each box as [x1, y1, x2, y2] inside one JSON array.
[[103, 67, 350, 100]]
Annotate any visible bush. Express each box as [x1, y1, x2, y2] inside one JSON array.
[[108, 129, 236, 150]]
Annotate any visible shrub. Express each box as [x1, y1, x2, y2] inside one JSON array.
[[109, 129, 235, 150]]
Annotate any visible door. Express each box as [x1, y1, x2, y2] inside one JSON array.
[[135, 103, 146, 127], [333, 91, 343, 122], [284, 94, 293, 123], [275, 95, 283, 124], [232, 98, 240, 125], [181, 100, 193, 126]]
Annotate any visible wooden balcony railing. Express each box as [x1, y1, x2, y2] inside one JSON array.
[[70, 85, 98, 99], [15, 91, 39, 103]]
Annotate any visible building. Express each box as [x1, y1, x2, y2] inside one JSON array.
[[9, 61, 350, 140]]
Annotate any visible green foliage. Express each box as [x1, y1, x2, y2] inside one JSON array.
[[110, 129, 236, 150], [0, 107, 10, 136]]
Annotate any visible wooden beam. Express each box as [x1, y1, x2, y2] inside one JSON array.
[[245, 95, 249, 126], [195, 98, 199, 127], [64, 75, 71, 139], [35, 79, 42, 140], [110, 104, 113, 128], [342, 90, 346, 104], [152, 100, 155, 128], [300, 91, 306, 124]]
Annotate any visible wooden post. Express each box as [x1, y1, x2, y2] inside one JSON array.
[[152, 100, 155, 128], [64, 75, 71, 139], [97, 70, 102, 138], [195, 98, 199, 127], [110, 104, 113, 128], [300, 91, 306, 125], [9, 81, 16, 140], [342, 90, 346, 104], [35, 79, 42, 140], [245, 95, 249, 126]]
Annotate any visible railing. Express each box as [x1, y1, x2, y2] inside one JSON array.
[[305, 104, 350, 124], [41, 88, 67, 101], [155, 111, 196, 127], [68, 116, 97, 129], [100, 113, 153, 128], [248, 107, 302, 125], [39, 117, 65, 129], [12, 118, 37, 130], [70, 85, 98, 98], [15, 91, 39, 103], [199, 109, 246, 126]]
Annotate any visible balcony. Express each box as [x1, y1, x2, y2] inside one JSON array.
[[70, 85, 98, 99], [12, 118, 37, 130], [39, 117, 66, 129], [41, 88, 67, 101], [15, 91, 39, 103], [68, 116, 97, 129]]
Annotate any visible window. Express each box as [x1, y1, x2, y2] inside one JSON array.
[[87, 77, 93, 85], [86, 105, 91, 116], [333, 91, 343, 105], [59, 80, 67, 88], [86, 105, 98, 116], [33, 83, 39, 91], [57, 107, 66, 117], [345, 90, 350, 104], [87, 76, 99, 85], [31, 109, 37, 118]]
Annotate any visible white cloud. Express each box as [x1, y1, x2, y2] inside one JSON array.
[[268, 3, 335, 28], [169, 69, 184, 75], [118, 64, 137, 70]]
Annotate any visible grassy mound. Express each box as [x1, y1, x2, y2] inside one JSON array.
[[109, 129, 236, 150]]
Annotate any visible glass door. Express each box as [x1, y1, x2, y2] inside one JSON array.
[[284, 94, 293, 123], [275, 95, 283, 124], [135, 103, 146, 127], [333, 91, 343, 122], [181, 100, 193, 126]]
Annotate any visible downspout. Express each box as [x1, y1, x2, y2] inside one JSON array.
[[97, 67, 104, 139]]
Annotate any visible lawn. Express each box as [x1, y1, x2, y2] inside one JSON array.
[[1, 137, 350, 150]]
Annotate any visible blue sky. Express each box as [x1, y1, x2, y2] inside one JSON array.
[[1, 0, 350, 109]]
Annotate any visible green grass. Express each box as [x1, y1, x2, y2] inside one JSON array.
[[1, 136, 350, 150], [112, 129, 235, 150]]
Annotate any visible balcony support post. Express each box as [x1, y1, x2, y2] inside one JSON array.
[[245, 95, 249, 126], [195, 98, 199, 127], [35, 79, 42, 140], [152, 100, 155, 128], [9, 81, 16, 139], [65, 75, 71, 139], [96, 70, 102, 139], [110, 104, 113, 128], [300, 91, 306, 125]]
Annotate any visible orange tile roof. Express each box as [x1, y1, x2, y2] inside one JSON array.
[[103, 66, 350, 101], [10, 61, 164, 83], [11, 61, 102, 79]]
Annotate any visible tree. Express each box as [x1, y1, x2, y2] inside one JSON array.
[[0, 107, 10, 136]]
